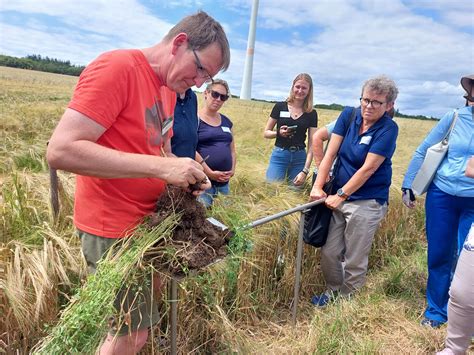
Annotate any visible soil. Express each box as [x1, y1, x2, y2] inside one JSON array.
[[147, 186, 231, 275]]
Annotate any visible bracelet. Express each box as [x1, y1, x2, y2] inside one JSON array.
[[302, 167, 309, 174]]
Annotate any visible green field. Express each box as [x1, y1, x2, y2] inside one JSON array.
[[1, 66, 456, 354]]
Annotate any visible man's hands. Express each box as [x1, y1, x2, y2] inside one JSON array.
[[160, 157, 211, 195], [402, 188, 416, 208]]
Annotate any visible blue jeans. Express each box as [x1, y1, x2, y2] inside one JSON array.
[[424, 183, 474, 323], [198, 182, 230, 208], [266, 147, 306, 185]]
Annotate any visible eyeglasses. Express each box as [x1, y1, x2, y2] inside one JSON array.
[[360, 97, 385, 108], [210, 90, 229, 101], [192, 49, 214, 84]]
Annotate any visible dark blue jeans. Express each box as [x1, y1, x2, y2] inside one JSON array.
[[266, 147, 306, 185], [424, 183, 474, 323]]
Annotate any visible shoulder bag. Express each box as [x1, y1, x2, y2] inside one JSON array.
[[411, 110, 458, 196], [303, 107, 357, 248]]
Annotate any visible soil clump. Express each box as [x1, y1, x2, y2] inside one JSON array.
[[147, 186, 231, 275]]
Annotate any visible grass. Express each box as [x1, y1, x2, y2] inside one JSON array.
[[32, 216, 180, 354], [2, 66, 461, 354]]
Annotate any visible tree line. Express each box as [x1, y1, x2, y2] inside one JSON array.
[[0, 54, 85, 76], [250, 100, 437, 121], [1, 54, 437, 120], [315, 103, 438, 120]]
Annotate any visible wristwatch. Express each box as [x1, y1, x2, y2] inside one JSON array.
[[337, 188, 349, 199]]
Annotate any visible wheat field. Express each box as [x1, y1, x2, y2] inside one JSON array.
[[2, 66, 465, 354]]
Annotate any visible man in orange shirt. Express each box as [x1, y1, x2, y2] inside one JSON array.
[[47, 11, 230, 354]]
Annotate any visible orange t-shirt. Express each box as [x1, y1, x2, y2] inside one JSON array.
[[69, 49, 176, 238]]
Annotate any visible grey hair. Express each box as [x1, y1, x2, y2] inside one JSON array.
[[361, 75, 399, 103], [206, 78, 230, 95], [164, 11, 230, 72]]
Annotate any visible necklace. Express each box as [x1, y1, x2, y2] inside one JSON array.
[[288, 104, 303, 119], [291, 109, 303, 119]]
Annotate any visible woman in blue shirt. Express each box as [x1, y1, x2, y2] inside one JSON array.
[[402, 74, 474, 328], [310, 75, 399, 307]]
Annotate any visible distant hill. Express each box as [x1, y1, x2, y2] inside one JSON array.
[[0, 54, 85, 76], [315, 103, 438, 121]]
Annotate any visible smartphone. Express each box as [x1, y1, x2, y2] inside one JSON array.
[[287, 125, 298, 131]]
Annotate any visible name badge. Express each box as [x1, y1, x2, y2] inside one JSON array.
[[222, 126, 231, 133], [280, 111, 290, 118], [360, 136, 372, 145], [162, 117, 173, 136]]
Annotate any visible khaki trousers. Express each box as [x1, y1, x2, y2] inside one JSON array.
[[79, 230, 160, 336], [321, 199, 387, 296], [444, 225, 474, 354]]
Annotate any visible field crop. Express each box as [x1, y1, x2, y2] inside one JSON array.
[[1, 66, 460, 354]]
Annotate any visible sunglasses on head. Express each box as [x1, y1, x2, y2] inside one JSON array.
[[210, 90, 229, 102]]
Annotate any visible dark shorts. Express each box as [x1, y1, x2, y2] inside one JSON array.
[[79, 230, 160, 336]]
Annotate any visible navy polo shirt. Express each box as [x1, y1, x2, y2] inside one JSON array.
[[171, 89, 199, 159], [333, 106, 398, 204]]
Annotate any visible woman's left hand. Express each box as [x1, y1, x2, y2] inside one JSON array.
[[325, 194, 344, 210], [293, 172, 307, 186]]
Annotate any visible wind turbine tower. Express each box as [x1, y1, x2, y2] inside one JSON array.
[[240, 0, 259, 100]]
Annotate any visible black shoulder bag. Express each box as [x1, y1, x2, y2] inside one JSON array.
[[303, 107, 356, 248]]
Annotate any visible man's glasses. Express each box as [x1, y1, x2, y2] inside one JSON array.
[[210, 90, 229, 102], [360, 97, 385, 108], [192, 49, 214, 84]]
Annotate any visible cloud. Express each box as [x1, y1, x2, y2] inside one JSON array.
[[223, 0, 472, 116], [0, 0, 472, 117], [1, 0, 173, 63]]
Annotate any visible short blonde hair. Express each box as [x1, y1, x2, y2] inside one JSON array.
[[287, 73, 314, 113]]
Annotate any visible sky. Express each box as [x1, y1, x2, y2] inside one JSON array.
[[1, 0, 473, 118]]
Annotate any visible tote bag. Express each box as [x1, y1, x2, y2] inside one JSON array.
[[411, 110, 458, 196]]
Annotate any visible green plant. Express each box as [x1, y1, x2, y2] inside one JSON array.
[[32, 216, 179, 354]]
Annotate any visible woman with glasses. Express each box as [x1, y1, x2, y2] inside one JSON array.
[[402, 74, 474, 329], [263, 73, 318, 188], [196, 78, 236, 207], [309, 75, 399, 307]]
